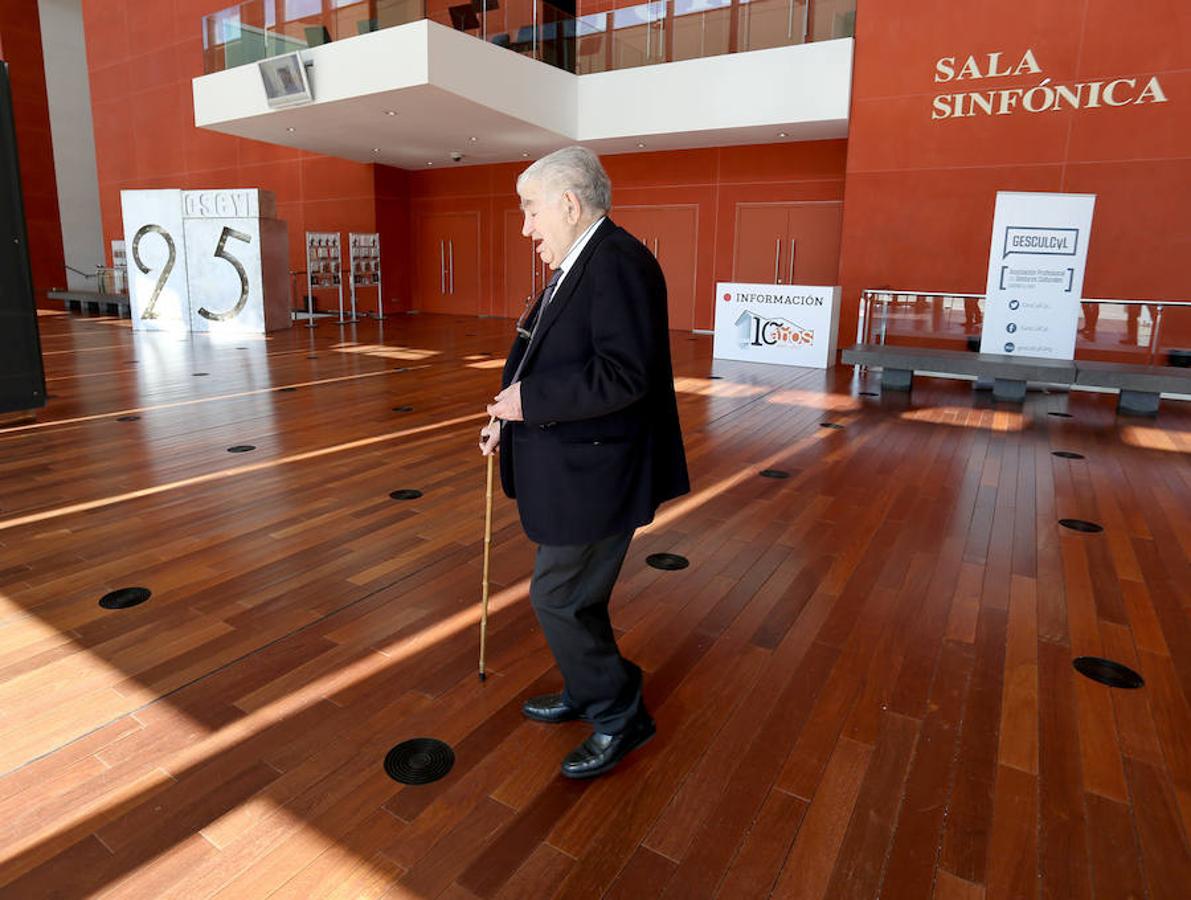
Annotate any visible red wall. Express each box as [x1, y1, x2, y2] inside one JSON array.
[[401, 141, 847, 328], [82, 0, 380, 306], [81, 1, 845, 324], [838, 0, 1191, 347], [81, 0, 1190, 343], [0, 0, 65, 298]]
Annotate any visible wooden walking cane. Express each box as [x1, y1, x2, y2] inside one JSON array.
[[478, 418, 496, 682]]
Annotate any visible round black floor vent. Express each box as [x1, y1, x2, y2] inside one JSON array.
[[393, 406, 414, 413], [390, 489, 423, 501], [116, 415, 140, 422], [760, 469, 790, 479], [1059, 518, 1103, 533], [1048, 412, 1073, 418], [1052, 451, 1085, 460], [1073, 657, 1144, 689], [647, 553, 689, 571], [100, 587, 151, 610], [820, 422, 844, 429], [384, 738, 455, 784], [227, 445, 256, 453]]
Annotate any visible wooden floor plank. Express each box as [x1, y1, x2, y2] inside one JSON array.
[[769, 737, 873, 900], [1, 314, 1188, 898]]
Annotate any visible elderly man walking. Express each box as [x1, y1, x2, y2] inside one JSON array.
[[480, 146, 689, 779]]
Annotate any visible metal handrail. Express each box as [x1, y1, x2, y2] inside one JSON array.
[[859, 289, 1191, 366]]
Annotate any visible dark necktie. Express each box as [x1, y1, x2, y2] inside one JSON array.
[[539, 268, 563, 314], [511, 269, 563, 384]]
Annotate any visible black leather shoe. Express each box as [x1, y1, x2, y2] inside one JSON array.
[[560, 715, 656, 779], [522, 693, 581, 724]]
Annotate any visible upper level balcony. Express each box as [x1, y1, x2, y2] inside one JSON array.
[[193, 0, 855, 168], [201, 0, 856, 76]]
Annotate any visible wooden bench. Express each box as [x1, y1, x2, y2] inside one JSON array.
[[1074, 360, 1191, 416], [841, 343, 1077, 403], [49, 290, 131, 318]]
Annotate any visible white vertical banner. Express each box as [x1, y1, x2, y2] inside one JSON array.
[[980, 191, 1096, 360], [121, 190, 191, 331]]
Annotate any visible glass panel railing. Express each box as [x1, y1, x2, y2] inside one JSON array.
[[859, 291, 1191, 366], [670, 0, 732, 65], [202, 0, 424, 74], [738, 0, 807, 53], [202, 0, 854, 76], [1077, 300, 1191, 365], [810, 0, 855, 41]]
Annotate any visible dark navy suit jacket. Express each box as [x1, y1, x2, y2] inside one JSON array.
[[499, 218, 690, 545]]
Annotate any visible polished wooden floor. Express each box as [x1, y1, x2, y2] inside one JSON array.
[[2, 309, 1190, 899]]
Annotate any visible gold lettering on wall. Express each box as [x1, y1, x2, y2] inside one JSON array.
[[931, 50, 1169, 120]]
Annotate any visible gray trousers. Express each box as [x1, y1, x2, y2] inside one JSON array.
[[529, 529, 644, 735]]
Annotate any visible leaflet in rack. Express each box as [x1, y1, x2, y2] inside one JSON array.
[[348, 232, 383, 320], [304, 231, 347, 325]]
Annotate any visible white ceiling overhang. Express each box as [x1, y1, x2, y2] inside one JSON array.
[[192, 18, 852, 169]]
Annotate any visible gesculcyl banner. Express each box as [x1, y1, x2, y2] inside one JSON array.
[[713, 283, 841, 369], [980, 191, 1096, 360]]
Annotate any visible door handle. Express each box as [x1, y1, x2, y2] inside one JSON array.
[[448, 240, 455, 294], [774, 237, 782, 284], [439, 240, 445, 294], [788, 239, 796, 283]]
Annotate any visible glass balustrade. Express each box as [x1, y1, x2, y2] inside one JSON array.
[[201, 0, 855, 75]]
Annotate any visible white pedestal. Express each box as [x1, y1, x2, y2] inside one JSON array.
[[713, 283, 841, 369], [121, 188, 291, 334]]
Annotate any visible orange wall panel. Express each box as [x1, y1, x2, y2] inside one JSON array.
[[1, 0, 65, 297], [400, 141, 847, 329], [82, 0, 402, 311], [838, 0, 1191, 350]]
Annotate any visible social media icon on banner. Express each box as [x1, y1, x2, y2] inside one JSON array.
[[1007, 323, 1018, 333], [1004, 342, 1016, 353], [1008, 299, 1020, 310]]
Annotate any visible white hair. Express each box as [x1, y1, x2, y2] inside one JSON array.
[[517, 145, 612, 215]]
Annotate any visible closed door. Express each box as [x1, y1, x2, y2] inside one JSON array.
[[785, 203, 843, 286], [502, 209, 550, 321], [502, 209, 534, 321], [733, 202, 843, 286], [733, 204, 791, 284], [414, 211, 480, 315], [615, 205, 699, 332]]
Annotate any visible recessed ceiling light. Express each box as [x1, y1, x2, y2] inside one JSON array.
[[637, 142, 646, 148], [385, 110, 397, 116], [522, 152, 529, 157], [469, 136, 478, 142], [778, 131, 788, 138], [372, 147, 381, 153], [286, 126, 295, 132], [426, 161, 434, 166]]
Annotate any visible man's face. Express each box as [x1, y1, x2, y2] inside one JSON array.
[[518, 178, 582, 271]]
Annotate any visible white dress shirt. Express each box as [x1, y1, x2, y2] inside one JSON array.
[[550, 216, 605, 298]]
